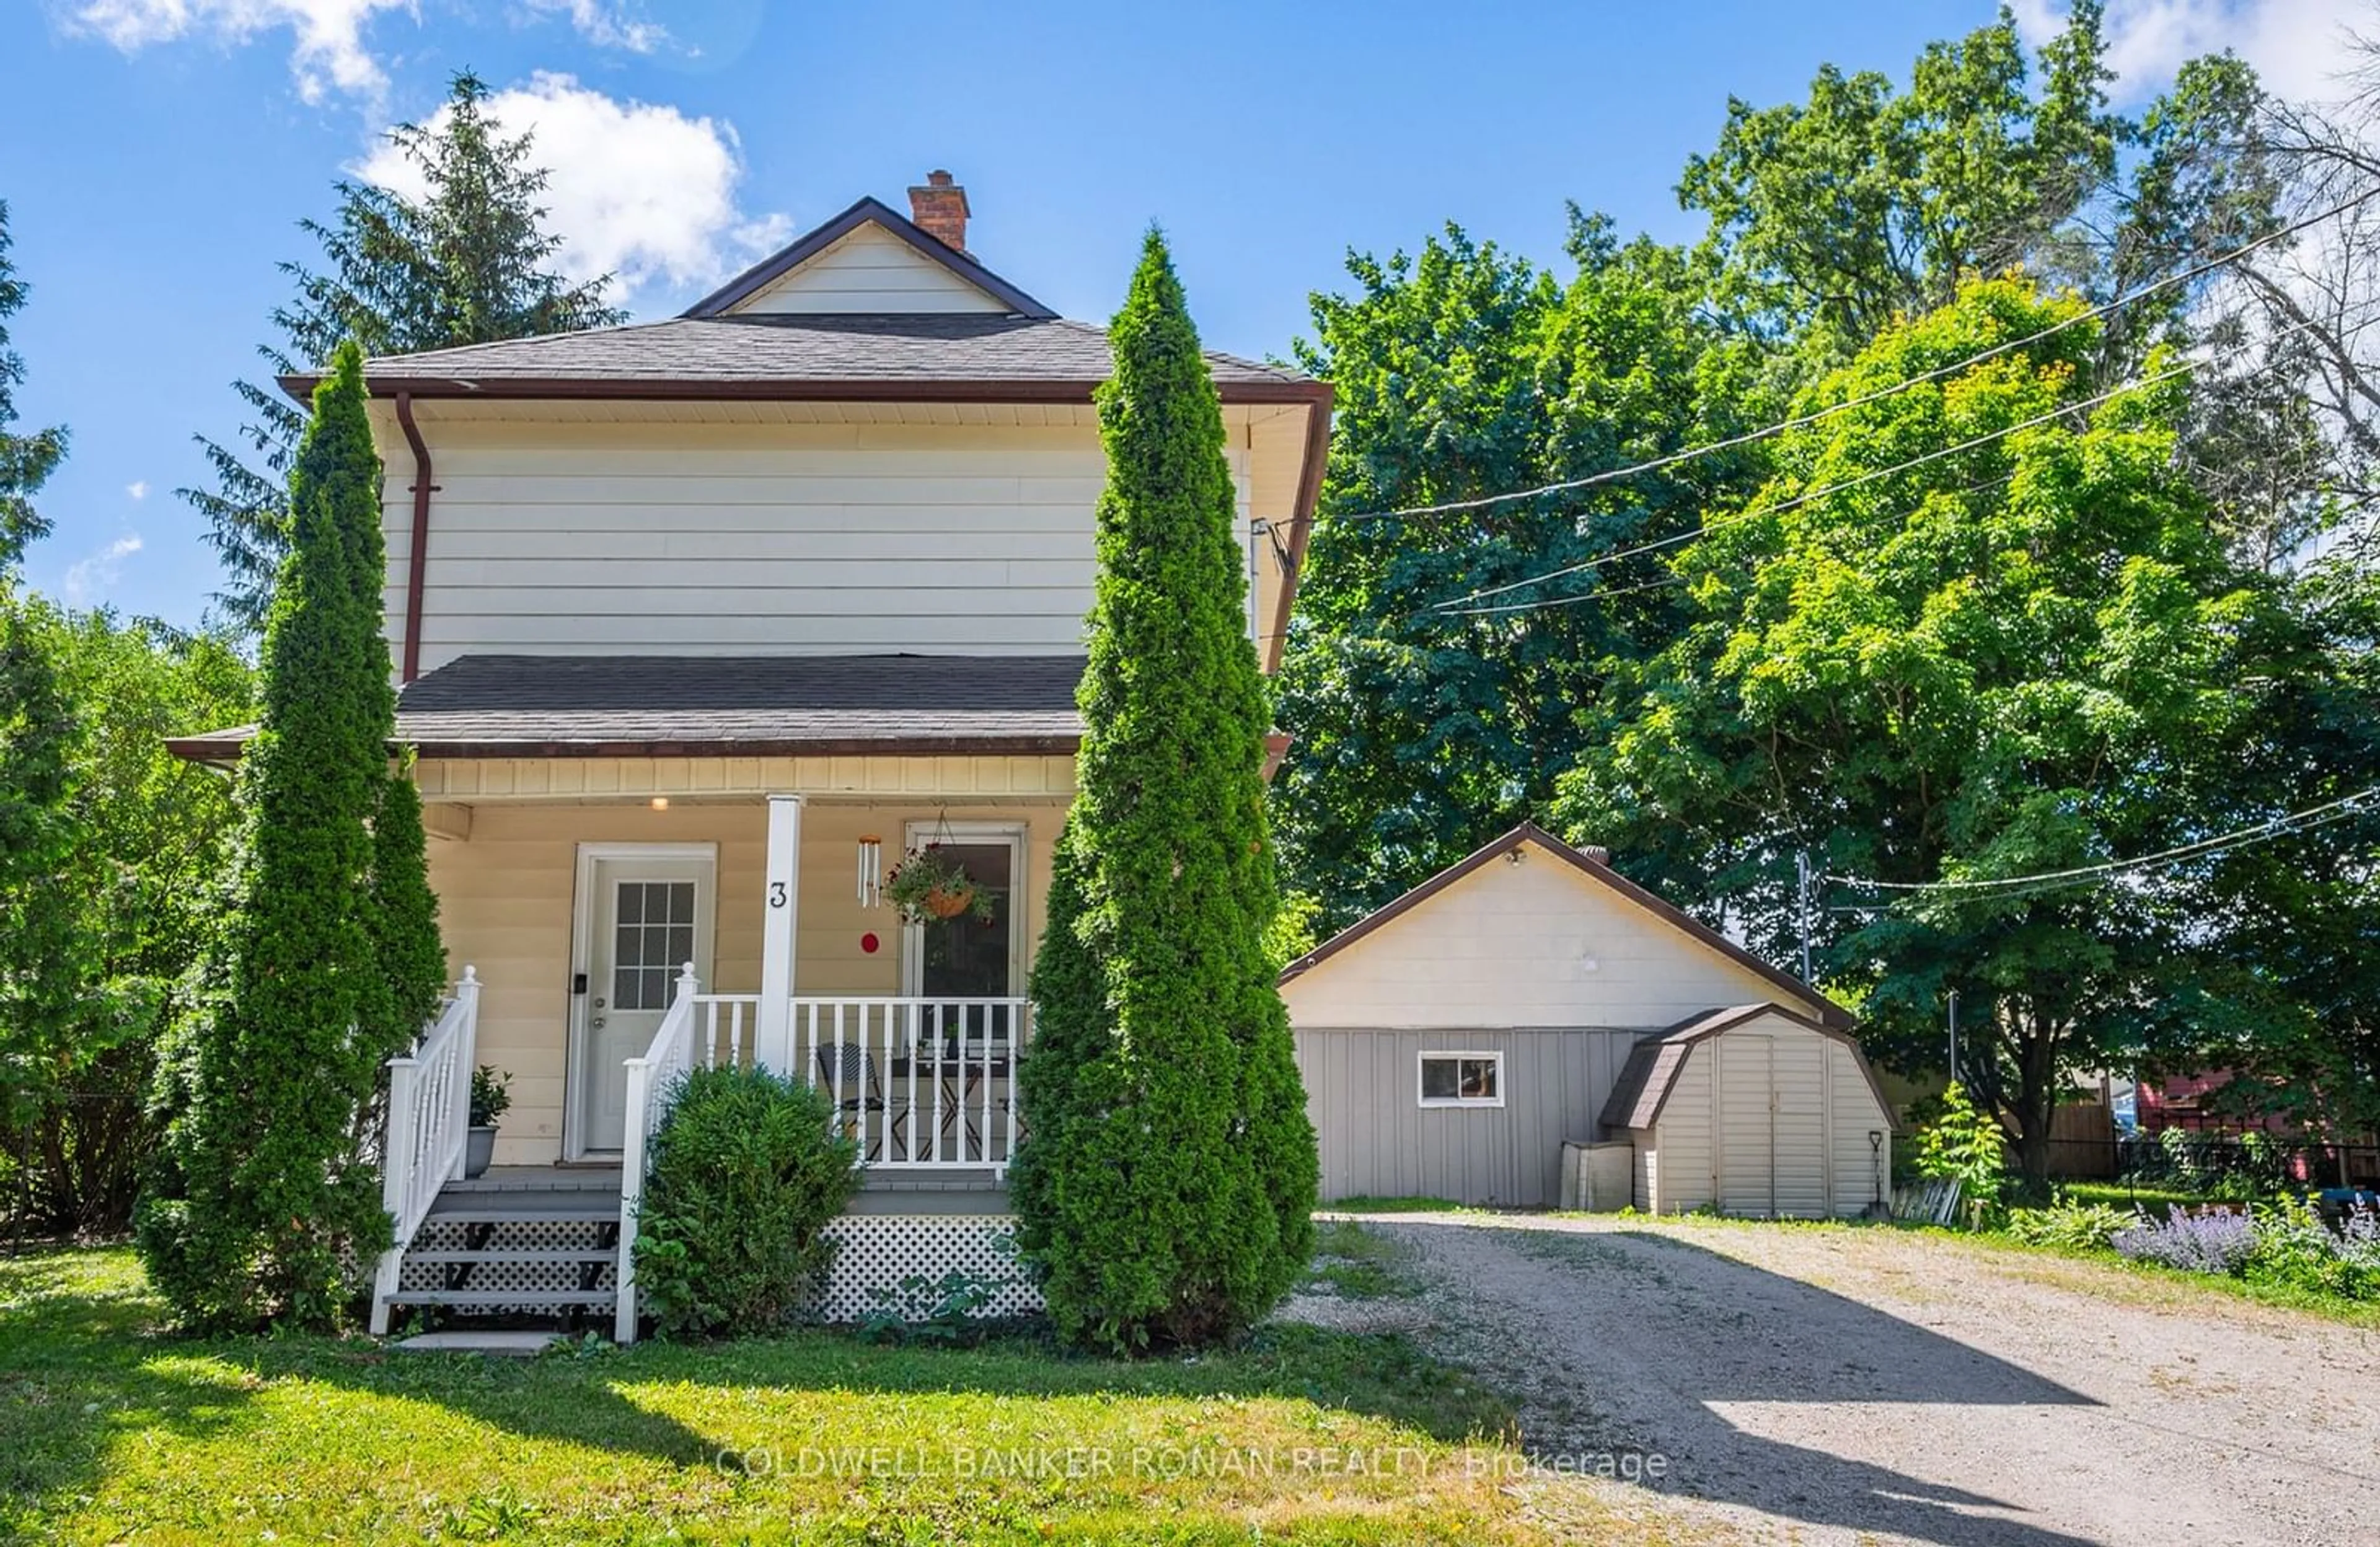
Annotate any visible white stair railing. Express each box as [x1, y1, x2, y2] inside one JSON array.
[[369, 966, 480, 1336], [615, 963, 702, 1344]]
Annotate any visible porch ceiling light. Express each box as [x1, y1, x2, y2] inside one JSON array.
[[650, 796, 669, 811]]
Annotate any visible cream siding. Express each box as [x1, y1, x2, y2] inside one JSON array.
[[381, 418, 1259, 673], [1280, 847, 1830, 1032], [725, 222, 1010, 315], [1652, 1049, 1716, 1212], [1829, 1040, 1892, 1212], [425, 774, 1067, 1166]]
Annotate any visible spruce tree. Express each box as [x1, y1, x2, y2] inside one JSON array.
[[1011, 232, 1317, 1352], [189, 73, 625, 630], [138, 341, 438, 1330]]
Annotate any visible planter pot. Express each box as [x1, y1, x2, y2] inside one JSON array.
[[464, 1125, 498, 1179], [922, 884, 976, 920]]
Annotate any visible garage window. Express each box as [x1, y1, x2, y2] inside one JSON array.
[[1418, 1052, 1503, 1108]]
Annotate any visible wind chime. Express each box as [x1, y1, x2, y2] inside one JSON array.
[[856, 833, 883, 907]]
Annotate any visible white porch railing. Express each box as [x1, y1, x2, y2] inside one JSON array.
[[791, 995, 1031, 1171], [613, 974, 1031, 1343], [616, 963, 705, 1343], [370, 966, 480, 1335]]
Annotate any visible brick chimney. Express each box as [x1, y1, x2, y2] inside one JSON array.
[[908, 169, 969, 252]]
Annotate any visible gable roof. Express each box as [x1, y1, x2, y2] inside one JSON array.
[[1598, 1003, 1899, 1133], [1276, 821, 1852, 1029], [683, 196, 1056, 319], [287, 191, 1318, 405]]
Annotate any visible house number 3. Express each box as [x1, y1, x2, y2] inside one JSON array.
[[769, 881, 788, 908]]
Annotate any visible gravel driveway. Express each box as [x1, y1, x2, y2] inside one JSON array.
[[1329, 1212, 2380, 1546]]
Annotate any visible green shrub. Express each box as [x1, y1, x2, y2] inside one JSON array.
[[2245, 1197, 2380, 1301], [2004, 1201, 2128, 1253], [631, 1065, 860, 1338], [1913, 1082, 2008, 1228]]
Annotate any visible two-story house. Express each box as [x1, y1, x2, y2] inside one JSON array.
[[170, 173, 1331, 1339]]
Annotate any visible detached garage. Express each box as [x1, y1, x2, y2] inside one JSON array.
[[1280, 822, 1897, 1212], [1600, 1004, 1896, 1219]]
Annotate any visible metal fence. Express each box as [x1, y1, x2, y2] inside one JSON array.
[[2042, 1132, 2380, 1193]]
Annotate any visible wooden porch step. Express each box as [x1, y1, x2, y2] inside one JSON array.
[[383, 1289, 617, 1309], [403, 1249, 617, 1265], [424, 1195, 619, 1223]]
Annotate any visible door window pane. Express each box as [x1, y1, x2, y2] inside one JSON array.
[[612, 880, 695, 1010]]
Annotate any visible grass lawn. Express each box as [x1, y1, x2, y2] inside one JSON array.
[[0, 1246, 1660, 1546]]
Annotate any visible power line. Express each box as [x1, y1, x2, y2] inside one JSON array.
[[1319, 187, 2378, 528], [1825, 785, 2380, 899], [1434, 570, 1686, 619], [1430, 300, 2380, 617], [1431, 474, 2012, 621]]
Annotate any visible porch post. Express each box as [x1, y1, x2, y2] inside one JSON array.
[[756, 793, 803, 1072]]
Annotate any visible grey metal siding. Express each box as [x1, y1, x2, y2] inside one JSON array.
[[1295, 1028, 1644, 1207]]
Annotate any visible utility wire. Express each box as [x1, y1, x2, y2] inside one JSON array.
[[1430, 301, 2380, 617], [1432, 473, 2013, 620], [1321, 188, 2377, 527], [1825, 785, 2380, 898]]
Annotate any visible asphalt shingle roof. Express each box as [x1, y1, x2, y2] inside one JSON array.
[[350, 314, 1306, 391], [167, 654, 1089, 759]]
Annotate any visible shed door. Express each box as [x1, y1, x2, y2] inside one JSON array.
[[1715, 1034, 1775, 1215], [1770, 1033, 1830, 1218]]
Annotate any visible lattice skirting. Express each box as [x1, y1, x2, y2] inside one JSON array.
[[811, 1214, 1043, 1323], [394, 1214, 1042, 1324]]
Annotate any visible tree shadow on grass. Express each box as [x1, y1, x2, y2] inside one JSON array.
[[0, 1251, 273, 1535], [1375, 1219, 2112, 1547], [0, 1248, 716, 1535], [4, 1245, 1520, 1538]]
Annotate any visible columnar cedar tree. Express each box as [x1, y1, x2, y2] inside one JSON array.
[[1011, 231, 1318, 1352], [138, 341, 443, 1329]]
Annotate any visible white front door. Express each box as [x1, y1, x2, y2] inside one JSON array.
[[571, 847, 715, 1155]]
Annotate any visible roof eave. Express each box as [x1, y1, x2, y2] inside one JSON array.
[[278, 371, 1332, 408], [165, 730, 1088, 764]]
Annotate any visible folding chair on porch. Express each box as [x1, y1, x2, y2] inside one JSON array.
[[816, 1042, 908, 1163]]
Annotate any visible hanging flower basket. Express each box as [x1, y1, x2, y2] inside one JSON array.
[[884, 845, 996, 926]]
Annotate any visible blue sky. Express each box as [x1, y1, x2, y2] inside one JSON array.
[[0, 0, 2345, 627]]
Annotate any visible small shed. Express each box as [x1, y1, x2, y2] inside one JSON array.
[[1280, 822, 1882, 1209], [1600, 1004, 1897, 1219]]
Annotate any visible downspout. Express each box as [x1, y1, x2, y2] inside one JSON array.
[[394, 392, 434, 684]]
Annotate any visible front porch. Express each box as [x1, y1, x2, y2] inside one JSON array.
[[372, 750, 1077, 1339]]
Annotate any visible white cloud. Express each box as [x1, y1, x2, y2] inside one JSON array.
[[62, 534, 144, 604], [125, 480, 148, 501], [355, 71, 791, 301], [517, 0, 663, 54], [2012, 0, 2369, 107], [68, 0, 410, 104], [65, 0, 673, 105]]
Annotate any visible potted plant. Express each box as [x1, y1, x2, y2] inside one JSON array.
[[883, 844, 997, 926], [464, 1065, 511, 1179]]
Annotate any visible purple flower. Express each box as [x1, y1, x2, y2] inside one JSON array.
[[2112, 1205, 2257, 1275]]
